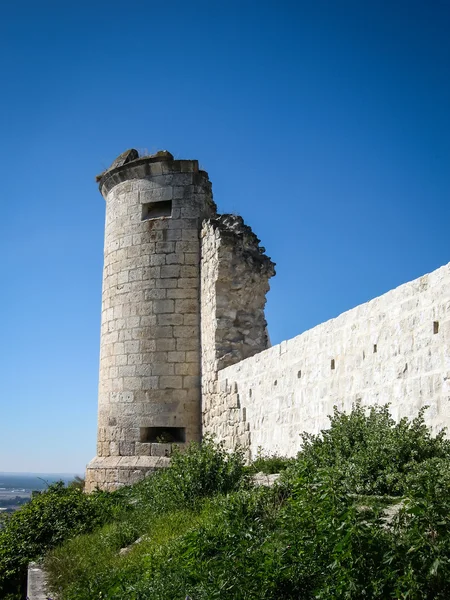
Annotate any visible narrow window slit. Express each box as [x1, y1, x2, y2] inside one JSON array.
[[373, 344, 377, 353], [331, 359, 335, 370], [141, 200, 172, 220], [140, 427, 185, 443], [434, 321, 439, 334]]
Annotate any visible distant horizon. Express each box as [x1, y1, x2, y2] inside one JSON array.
[[0, 471, 83, 477]]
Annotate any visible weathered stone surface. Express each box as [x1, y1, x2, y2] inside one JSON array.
[[85, 456, 170, 492], [207, 263, 450, 460], [119, 535, 148, 556], [27, 562, 49, 600], [200, 214, 275, 457]]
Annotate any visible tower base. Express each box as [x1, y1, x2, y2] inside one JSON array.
[[85, 455, 170, 492]]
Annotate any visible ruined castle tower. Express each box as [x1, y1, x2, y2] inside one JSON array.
[[85, 150, 216, 491]]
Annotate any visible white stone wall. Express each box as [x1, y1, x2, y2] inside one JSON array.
[[207, 263, 450, 458]]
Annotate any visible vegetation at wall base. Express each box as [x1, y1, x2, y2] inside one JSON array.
[[0, 481, 129, 598], [1, 406, 450, 599]]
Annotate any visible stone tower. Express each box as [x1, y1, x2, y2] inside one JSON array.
[[86, 149, 216, 491]]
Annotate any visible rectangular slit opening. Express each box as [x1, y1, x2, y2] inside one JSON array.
[[140, 426, 185, 443], [331, 359, 335, 370], [141, 200, 172, 220], [433, 321, 439, 334]]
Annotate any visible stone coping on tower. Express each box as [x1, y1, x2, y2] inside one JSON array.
[[97, 150, 201, 197]]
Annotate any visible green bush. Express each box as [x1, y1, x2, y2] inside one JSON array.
[[284, 402, 450, 496], [391, 457, 450, 598], [0, 482, 127, 598], [273, 466, 395, 598], [125, 406, 450, 600], [131, 435, 248, 511], [130, 488, 280, 600]]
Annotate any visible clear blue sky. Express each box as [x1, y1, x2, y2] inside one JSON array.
[[0, 1, 449, 473]]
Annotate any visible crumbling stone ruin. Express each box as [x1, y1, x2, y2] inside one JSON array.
[[86, 149, 450, 491]]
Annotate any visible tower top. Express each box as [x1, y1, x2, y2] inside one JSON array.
[[96, 149, 199, 198]]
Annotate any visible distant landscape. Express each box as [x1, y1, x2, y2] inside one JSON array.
[[0, 473, 81, 517]]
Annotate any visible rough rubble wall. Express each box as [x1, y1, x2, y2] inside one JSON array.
[[201, 215, 275, 451], [208, 263, 450, 459]]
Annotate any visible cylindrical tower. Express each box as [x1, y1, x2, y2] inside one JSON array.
[[86, 149, 216, 491]]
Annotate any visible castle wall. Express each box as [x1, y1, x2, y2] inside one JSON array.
[[204, 263, 450, 458]]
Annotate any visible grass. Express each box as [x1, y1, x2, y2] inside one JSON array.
[[45, 508, 210, 599]]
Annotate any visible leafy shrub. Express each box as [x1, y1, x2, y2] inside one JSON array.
[[133, 488, 279, 600], [284, 402, 450, 496], [273, 466, 395, 599], [131, 435, 248, 511], [0, 482, 127, 598], [391, 457, 450, 598], [48, 488, 278, 600], [67, 475, 85, 490]]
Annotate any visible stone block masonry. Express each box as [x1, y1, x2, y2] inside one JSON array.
[[205, 263, 450, 458]]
